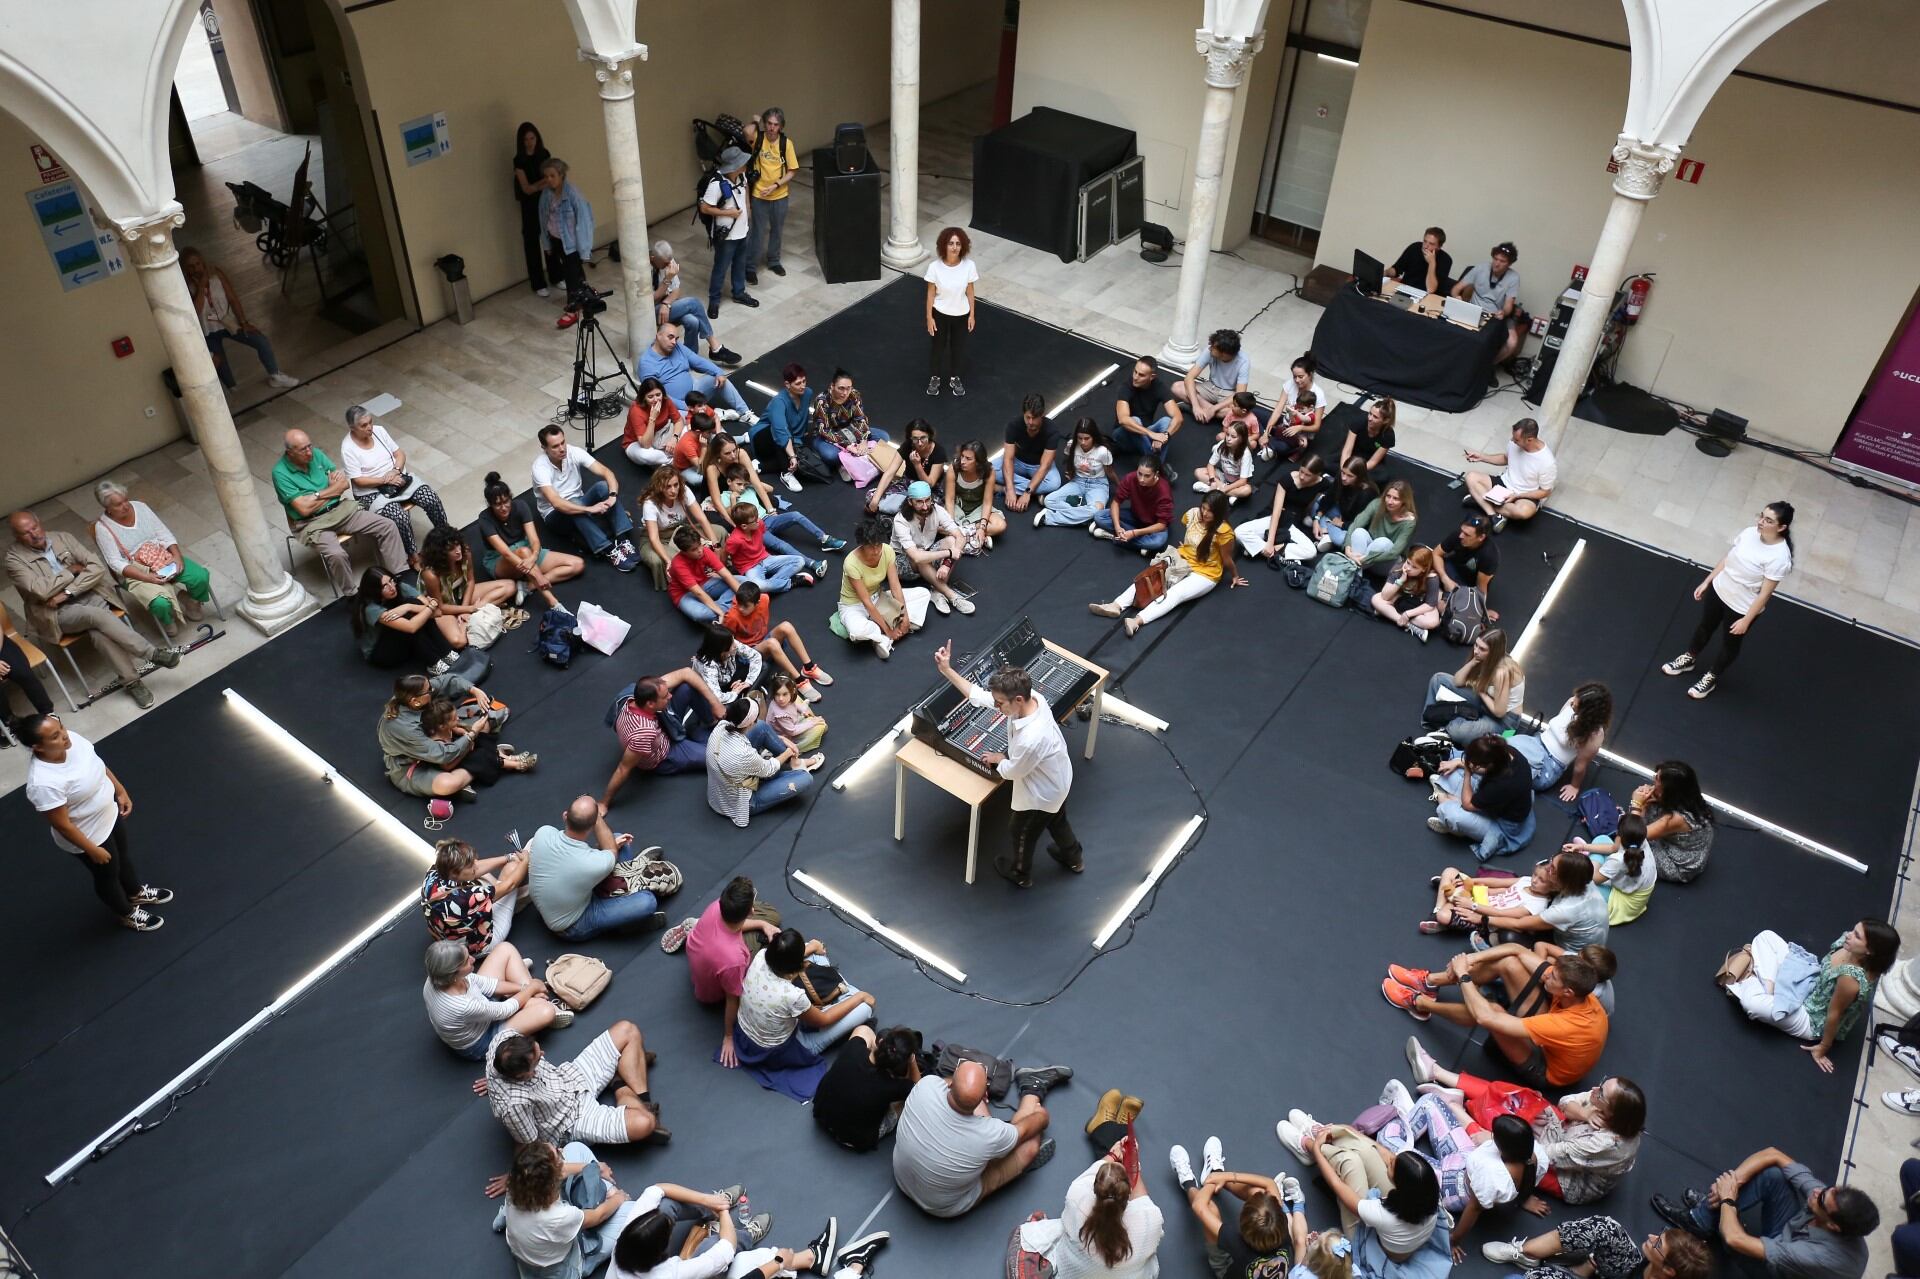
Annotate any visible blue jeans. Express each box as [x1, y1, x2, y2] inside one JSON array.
[[677, 585, 736, 624], [1112, 415, 1172, 460], [746, 554, 807, 593], [557, 844, 661, 940], [688, 371, 752, 420], [811, 428, 892, 471], [709, 234, 749, 305], [667, 298, 712, 347], [1092, 506, 1169, 551], [795, 958, 873, 1052], [750, 196, 789, 268], [544, 478, 633, 555], [1433, 757, 1538, 862], [1688, 1166, 1805, 1239], [745, 722, 813, 814], [1044, 477, 1109, 526], [206, 328, 280, 387], [764, 510, 828, 547], [1010, 457, 1062, 498]]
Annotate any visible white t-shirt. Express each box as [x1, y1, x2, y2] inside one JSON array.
[[1284, 380, 1330, 413], [1599, 847, 1657, 895], [1355, 1189, 1438, 1253], [338, 424, 405, 482], [93, 501, 180, 578], [702, 176, 750, 241], [1712, 525, 1792, 614], [1464, 1138, 1528, 1208], [608, 1187, 737, 1279], [26, 730, 117, 855], [1539, 699, 1578, 764], [504, 1198, 585, 1268], [531, 445, 597, 517], [641, 494, 693, 533], [422, 973, 517, 1050], [1068, 445, 1113, 484], [924, 257, 979, 316], [1502, 441, 1558, 496], [735, 950, 810, 1048]]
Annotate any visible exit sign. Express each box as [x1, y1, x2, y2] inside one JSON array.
[[1604, 153, 1705, 185]]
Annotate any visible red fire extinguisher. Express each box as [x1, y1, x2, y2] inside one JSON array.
[[1625, 274, 1653, 323]]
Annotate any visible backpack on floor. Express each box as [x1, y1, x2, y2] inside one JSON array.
[[1282, 558, 1313, 590], [546, 953, 611, 1011], [933, 1042, 1015, 1102], [533, 607, 579, 669], [1444, 585, 1489, 646], [1346, 572, 1377, 612], [1306, 552, 1359, 607]]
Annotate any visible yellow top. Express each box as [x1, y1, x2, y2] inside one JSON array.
[[1176, 508, 1235, 582], [753, 135, 799, 201]]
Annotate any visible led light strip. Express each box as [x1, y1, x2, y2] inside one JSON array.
[[47, 690, 438, 1186], [1099, 693, 1169, 734], [1052, 363, 1121, 419], [746, 379, 779, 399], [1094, 813, 1204, 949], [832, 714, 913, 791], [792, 870, 968, 982], [1512, 538, 1585, 662]]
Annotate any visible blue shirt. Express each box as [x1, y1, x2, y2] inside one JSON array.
[[762, 387, 817, 448], [524, 824, 613, 932], [535, 182, 595, 258], [637, 342, 722, 409]]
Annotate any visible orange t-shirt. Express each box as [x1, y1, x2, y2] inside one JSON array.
[[623, 397, 683, 447], [1526, 995, 1608, 1085], [722, 597, 769, 645], [673, 430, 706, 472]]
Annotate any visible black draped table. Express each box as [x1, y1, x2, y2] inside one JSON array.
[[1311, 287, 1508, 413], [971, 107, 1136, 262]]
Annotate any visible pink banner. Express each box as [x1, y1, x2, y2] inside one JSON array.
[[1834, 304, 1920, 490]]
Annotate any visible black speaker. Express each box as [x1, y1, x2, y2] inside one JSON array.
[[1139, 221, 1172, 264], [832, 123, 868, 175], [813, 147, 881, 283]]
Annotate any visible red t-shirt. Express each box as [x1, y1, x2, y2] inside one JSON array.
[[685, 899, 750, 1004], [667, 547, 725, 605], [722, 597, 770, 645], [623, 397, 683, 447], [725, 523, 769, 573], [673, 431, 707, 472]]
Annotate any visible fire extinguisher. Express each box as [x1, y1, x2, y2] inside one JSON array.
[[1624, 274, 1654, 323]]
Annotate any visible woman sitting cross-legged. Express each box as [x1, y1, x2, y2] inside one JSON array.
[[1628, 761, 1716, 883], [867, 417, 948, 516], [1191, 419, 1256, 502], [1421, 629, 1526, 744], [378, 674, 534, 798], [837, 515, 930, 659], [499, 1139, 647, 1279], [478, 471, 584, 612], [1034, 418, 1119, 531], [1373, 548, 1445, 642], [1234, 452, 1328, 564], [721, 580, 832, 699], [1276, 1114, 1441, 1253], [1478, 1214, 1710, 1279], [1563, 814, 1657, 926], [422, 937, 569, 1061], [945, 439, 1006, 554], [351, 567, 459, 671], [421, 835, 526, 957], [638, 468, 721, 592], [1323, 479, 1419, 578], [1016, 1136, 1165, 1278], [1089, 492, 1246, 638], [1308, 454, 1378, 549], [1719, 917, 1898, 1073], [1426, 734, 1537, 862], [1508, 682, 1610, 798], [721, 926, 875, 1101], [419, 526, 519, 648], [668, 526, 743, 625], [608, 1187, 847, 1279], [705, 698, 823, 828], [1404, 1041, 1646, 1208]]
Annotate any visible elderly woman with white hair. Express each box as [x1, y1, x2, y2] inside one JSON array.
[[422, 937, 570, 1060], [645, 239, 741, 368], [92, 480, 213, 633], [338, 404, 451, 560]]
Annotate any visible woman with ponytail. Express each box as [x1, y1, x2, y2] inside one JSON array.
[[1565, 812, 1657, 925], [1016, 1140, 1164, 1276], [1661, 501, 1793, 699]]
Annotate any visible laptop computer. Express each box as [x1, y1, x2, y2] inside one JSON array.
[[1352, 249, 1385, 297], [1441, 295, 1486, 327]]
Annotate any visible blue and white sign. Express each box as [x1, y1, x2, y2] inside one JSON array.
[[27, 179, 125, 292], [401, 111, 451, 166]]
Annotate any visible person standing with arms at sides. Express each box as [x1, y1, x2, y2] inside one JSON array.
[[932, 645, 1081, 889], [511, 122, 555, 296], [701, 147, 757, 316], [23, 714, 171, 932], [537, 158, 596, 329], [1385, 227, 1453, 295], [925, 227, 979, 397], [748, 107, 799, 285], [1661, 502, 1793, 701]]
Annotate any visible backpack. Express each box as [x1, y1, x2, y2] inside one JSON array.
[[1444, 585, 1488, 645], [533, 606, 578, 669], [693, 169, 741, 247], [545, 953, 611, 1011], [1306, 552, 1359, 606]]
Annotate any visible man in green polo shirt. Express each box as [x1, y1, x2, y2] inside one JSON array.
[[272, 428, 406, 596]]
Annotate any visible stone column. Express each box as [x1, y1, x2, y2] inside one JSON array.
[[1537, 137, 1677, 450], [880, 0, 928, 269], [122, 213, 312, 634], [1160, 30, 1265, 370], [585, 48, 654, 365], [1879, 955, 1920, 1025]]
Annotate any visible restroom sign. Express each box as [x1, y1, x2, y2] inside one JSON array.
[[30, 144, 68, 184]]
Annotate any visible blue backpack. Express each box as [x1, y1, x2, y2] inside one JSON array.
[[533, 607, 578, 668]]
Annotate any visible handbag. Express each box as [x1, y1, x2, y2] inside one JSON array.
[[934, 1042, 1015, 1101], [463, 602, 505, 650], [796, 960, 847, 1007], [1131, 561, 1166, 608], [596, 848, 682, 898], [545, 953, 611, 1010], [1390, 734, 1449, 780]]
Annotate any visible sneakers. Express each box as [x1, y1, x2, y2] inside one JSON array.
[[1169, 1143, 1198, 1189], [1029, 1137, 1057, 1172], [268, 372, 301, 389], [799, 679, 823, 703], [780, 472, 804, 493], [1033, 509, 1050, 527], [811, 559, 830, 578], [951, 594, 976, 615], [1387, 964, 1435, 992], [1687, 673, 1718, 699], [133, 885, 174, 906], [1382, 977, 1430, 1020], [872, 636, 892, 660], [949, 378, 966, 397], [803, 662, 833, 686], [536, 287, 551, 298], [1191, 479, 1210, 493], [835, 1232, 889, 1275], [1379, 1078, 1415, 1122], [712, 346, 743, 367], [1878, 1032, 1920, 1082], [1258, 446, 1275, 462], [1483, 1240, 1539, 1269], [740, 1211, 773, 1245], [127, 681, 156, 709], [149, 645, 182, 669], [120, 907, 164, 932], [1661, 652, 1697, 676], [1408, 623, 1431, 643], [1089, 601, 1125, 618], [1274, 1119, 1307, 1161], [1201, 1136, 1225, 1180], [661, 916, 699, 953], [932, 593, 952, 615], [545, 999, 576, 1030], [1425, 815, 1448, 835], [1417, 1082, 1465, 1102], [1281, 1176, 1305, 1210], [1406, 1036, 1438, 1085], [804, 1218, 838, 1276], [1090, 524, 1116, 541], [1015, 1063, 1073, 1098], [926, 377, 942, 396], [819, 535, 848, 553], [1883, 1089, 1920, 1116]]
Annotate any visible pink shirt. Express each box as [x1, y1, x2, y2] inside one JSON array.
[[684, 900, 749, 1004]]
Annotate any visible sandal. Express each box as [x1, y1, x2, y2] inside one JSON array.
[[500, 607, 530, 632], [1715, 945, 1754, 988]]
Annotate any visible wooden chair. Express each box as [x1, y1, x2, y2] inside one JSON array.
[[0, 599, 79, 713], [284, 528, 357, 598], [51, 601, 142, 701]]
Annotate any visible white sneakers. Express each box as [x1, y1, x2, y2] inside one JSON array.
[[872, 636, 892, 660], [1380, 1078, 1415, 1122], [268, 372, 300, 389], [779, 472, 803, 493]]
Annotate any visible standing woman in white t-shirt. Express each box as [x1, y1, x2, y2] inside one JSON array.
[[1661, 502, 1794, 700], [23, 715, 171, 932], [925, 227, 979, 398]]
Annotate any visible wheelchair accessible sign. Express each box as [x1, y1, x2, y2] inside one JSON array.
[[27, 179, 126, 292]]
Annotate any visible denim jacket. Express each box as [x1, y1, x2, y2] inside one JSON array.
[[537, 181, 595, 258]]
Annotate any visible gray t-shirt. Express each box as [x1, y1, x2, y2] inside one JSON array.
[[526, 824, 614, 932], [892, 1075, 1018, 1218], [1196, 350, 1251, 392], [1459, 262, 1521, 315], [1764, 1163, 1867, 1279], [1540, 887, 1610, 951], [422, 973, 516, 1050]]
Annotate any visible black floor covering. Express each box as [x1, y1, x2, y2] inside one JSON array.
[[6, 275, 1916, 1278]]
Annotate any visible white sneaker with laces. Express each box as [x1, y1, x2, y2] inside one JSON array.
[[268, 372, 300, 389], [932, 593, 952, 615], [1201, 1136, 1225, 1180], [1482, 1240, 1538, 1268], [951, 595, 975, 615], [1169, 1144, 1197, 1189], [872, 636, 892, 660], [1380, 1078, 1415, 1122], [1275, 1120, 1307, 1161], [1878, 1032, 1920, 1082], [780, 472, 803, 493], [1883, 1089, 1920, 1116]]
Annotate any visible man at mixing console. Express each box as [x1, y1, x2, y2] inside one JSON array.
[[932, 642, 1082, 889]]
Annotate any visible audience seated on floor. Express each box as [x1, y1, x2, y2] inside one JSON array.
[[421, 836, 525, 956], [420, 526, 520, 648], [809, 367, 891, 482], [1014, 1136, 1164, 1279], [6, 509, 182, 709], [766, 674, 826, 754], [1191, 420, 1255, 502], [690, 624, 764, 709], [838, 516, 929, 659], [673, 405, 720, 490], [1264, 353, 1328, 460], [722, 926, 874, 1100], [1436, 515, 1500, 619], [1564, 814, 1657, 926], [1483, 1213, 1709, 1279], [479, 471, 585, 613], [1275, 1111, 1441, 1246], [501, 1138, 648, 1279], [272, 429, 409, 598], [378, 673, 533, 798], [532, 423, 638, 572], [1719, 918, 1897, 1073], [1112, 353, 1183, 467], [639, 468, 721, 592], [608, 1185, 853, 1279], [1651, 1145, 1877, 1279], [1424, 734, 1538, 861], [672, 875, 778, 1047], [1457, 850, 1609, 950], [602, 670, 727, 805], [1421, 629, 1526, 744], [1034, 419, 1117, 532], [1001, 394, 1061, 512], [352, 568, 459, 671], [946, 440, 1006, 553], [1630, 761, 1716, 883], [1463, 416, 1558, 533], [638, 321, 757, 423], [423, 937, 566, 1060], [668, 526, 744, 626], [1092, 454, 1174, 554], [1342, 397, 1398, 474], [1172, 328, 1249, 425], [1309, 455, 1379, 552], [868, 420, 947, 517], [1089, 493, 1245, 638], [893, 1059, 1070, 1219], [1512, 681, 1611, 798], [813, 1025, 924, 1153], [1374, 1081, 1539, 1258], [525, 795, 667, 941], [647, 238, 742, 370], [1372, 547, 1445, 641], [722, 581, 833, 698], [1324, 477, 1418, 577], [623, 376, 685, 469], [1393, 949, 1609, 1092], [892, 482, 974, 615], [1167, 1134, 1296, 1278], [705, 698, 820, 827], [482, 1020, 666, 1148], [340, 404, 453, 559], [1235, 453, 1327, 564], [91, 482, 212, 635], [726, 505, 814, 595]]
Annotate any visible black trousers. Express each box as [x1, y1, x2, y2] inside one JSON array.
[[1008, 803, 1081, 873], [519, 200, 553, 291], [76, 824, 141, 918], [555, 251, 587, 306], [930, 311, 968, 379], [3, 634, 54, 727], [1685, 591, 1748, 676], [463, 738, 508, 787]]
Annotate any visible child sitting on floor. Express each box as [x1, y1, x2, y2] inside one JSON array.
[[720, 581, 832, 700], [767, 674, 827, 753]]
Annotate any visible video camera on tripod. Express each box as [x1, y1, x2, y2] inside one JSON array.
[[551, 285, 632, 449], [568, 280, 608, 320]]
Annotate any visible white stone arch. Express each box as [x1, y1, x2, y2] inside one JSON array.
[[1621, 0, 1830, 148], [558, 0, 646, 61]]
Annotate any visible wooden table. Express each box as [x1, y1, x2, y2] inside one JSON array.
[[892, 644, 1109, 883]]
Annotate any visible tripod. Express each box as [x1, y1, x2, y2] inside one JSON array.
[[556, 301, 638, 451]]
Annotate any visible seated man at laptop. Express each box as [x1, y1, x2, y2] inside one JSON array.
[[1452, 241, 1526, 365], [1384, 227, 1452, 295]]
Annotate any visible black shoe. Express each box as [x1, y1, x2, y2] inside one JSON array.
[[645, 1124, 672, 1145], [993, 856, 1032, 889], [712, 346, 743, 368], [709, 301, 721, 319], [835, 1232, 889, 1275], [1650, 1194, 1710, 1239], [769, 263, 787, 277], [805, 1218, 837, 1276], [1047, 845, 1085, 874], [746, 271, 759, 286], [732, 293, 760, 308], [1029, 1137, 1057, 1172], [635, 911, 669, 933], [1015, 1063, 1073, 1098], [1461, 490, 1479, 509]]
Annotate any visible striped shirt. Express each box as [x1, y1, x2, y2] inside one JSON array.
[[485, 1030, 588, 1145]]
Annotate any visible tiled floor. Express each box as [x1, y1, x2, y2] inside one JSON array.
[[4, 80, 1914, 1265]]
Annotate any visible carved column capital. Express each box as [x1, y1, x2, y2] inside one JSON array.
[[1194, 29, 1265, 88], [1610, 136, 1680, 200], [580, 45, 647, 97], [117, 208, 187, 270]]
